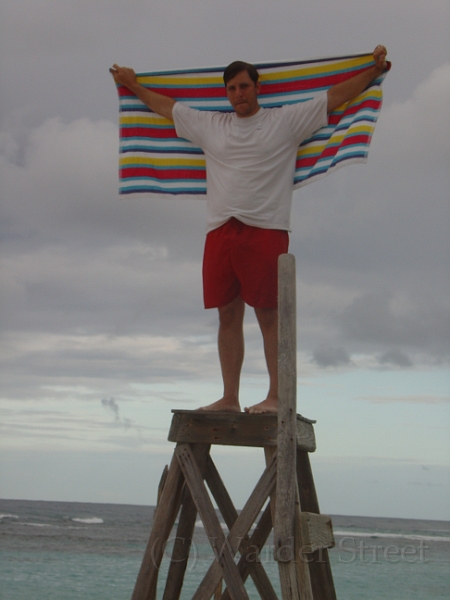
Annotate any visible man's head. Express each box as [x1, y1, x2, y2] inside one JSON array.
[[223, 61, 261, 118], [223, 61, 259, 87]]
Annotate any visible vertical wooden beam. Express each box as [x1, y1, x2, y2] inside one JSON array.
[[275, 254, 297, 563], [131, 450, 185, 600], [264, 256, 298, 567], [297, 450, 337, 600], [294, 503, 314, 600]]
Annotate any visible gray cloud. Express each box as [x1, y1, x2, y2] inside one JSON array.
[[378, 349, 413, 368], [337, 291, 450, 357], [312, 347, 352, 368]]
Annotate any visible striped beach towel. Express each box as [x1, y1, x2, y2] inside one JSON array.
[[116, 53, 390, 198]]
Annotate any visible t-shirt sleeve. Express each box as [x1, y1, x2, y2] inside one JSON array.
[[172, 102, 209, 147], [283, 92, 328, 144]]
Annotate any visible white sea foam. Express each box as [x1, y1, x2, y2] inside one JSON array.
[[22, 523, 58, 528], [195, 520, 227, 530], [0, 514, 19, 520], [72, 517, 104, 525], [192, 522, 450, 543], [334, 530, 450, 543], [194, 520, 256, 531]]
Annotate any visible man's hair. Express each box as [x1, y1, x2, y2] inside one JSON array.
[[223, 61, 259, 86]]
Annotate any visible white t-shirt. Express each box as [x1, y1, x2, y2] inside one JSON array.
[[173, 93, 328, 232]]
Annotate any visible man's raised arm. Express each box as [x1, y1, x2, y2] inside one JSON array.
[[110, 64, 176, 121], [326, 45, 388, 114]]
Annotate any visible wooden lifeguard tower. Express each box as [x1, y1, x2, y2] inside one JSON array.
[[131, 255, 337, 600]]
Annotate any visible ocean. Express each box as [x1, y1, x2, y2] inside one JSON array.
[[0, 499, 449, 599]]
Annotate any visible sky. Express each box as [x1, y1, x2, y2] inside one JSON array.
[[1, 0, 449, 521]]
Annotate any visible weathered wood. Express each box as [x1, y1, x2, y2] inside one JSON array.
[[298, 512, 335, 553], [275, 253, 297, 566], [294, 506, 314, 600], [168, 410, 316, 452], [131, 451, 185, 600], [162, 484, 197, 600], [264, 447, 299, 600], [278, 563, 300, 600], [132, 403, 338, 600], [191, 452, 277, 600], [296, 450, 320, 512], [175, 443, 250, 600], [297, 450, 337, 600], [267, 446, 314, 600], [157, 465, 168, 505], [264, 446, 277, 520], [223, 503, 277, 600], [204, 456, 279, 600], [162, 445, 210, 600], [214, 580, 222, 600]]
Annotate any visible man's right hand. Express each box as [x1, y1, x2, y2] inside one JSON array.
[[110, 64, 138, 92], [110, 63, 176, 122]]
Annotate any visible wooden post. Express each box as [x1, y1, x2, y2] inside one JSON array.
[[275, 254, 299, 599], [297, 450, 338, 600], [131, 452, 185, 600], [275, 254, 297, 557]]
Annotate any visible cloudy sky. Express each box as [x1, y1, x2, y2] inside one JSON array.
[[1, 0, 449, 521]]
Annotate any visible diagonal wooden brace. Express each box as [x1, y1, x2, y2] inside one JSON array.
[[162, 444, 211, 600], [222, 503, 277, 600], [205, 455, 278, 600], [191, 452, 278, 600], [175, 443, 250, 600], [131, 451, 185, 600]]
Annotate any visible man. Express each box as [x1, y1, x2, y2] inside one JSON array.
[[111, 45, 387, 414]]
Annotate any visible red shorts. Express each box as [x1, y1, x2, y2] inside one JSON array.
[[203, 218, 289, 309]]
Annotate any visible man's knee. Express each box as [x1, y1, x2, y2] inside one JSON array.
[[254, 307, 277, 330], [218, 296, 245, 328]]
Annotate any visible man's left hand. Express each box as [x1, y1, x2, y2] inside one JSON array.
[[373, 45, 387, 72]]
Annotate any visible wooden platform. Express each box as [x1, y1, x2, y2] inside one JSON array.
[[168, 409, 316, 451], [131, 410, 336, 600]]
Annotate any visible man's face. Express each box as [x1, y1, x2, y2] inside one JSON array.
[[226, 70, 261, 118]]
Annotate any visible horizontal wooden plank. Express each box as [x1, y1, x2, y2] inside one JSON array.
[[168, 410, 316, 452]]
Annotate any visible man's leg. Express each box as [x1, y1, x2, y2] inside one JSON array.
[[198, 295, 245, 411], [244, 307, 278, 414]]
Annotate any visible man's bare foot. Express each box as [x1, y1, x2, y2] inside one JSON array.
[[244, 398, 278, 414], [197, 397, 241, 412]]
